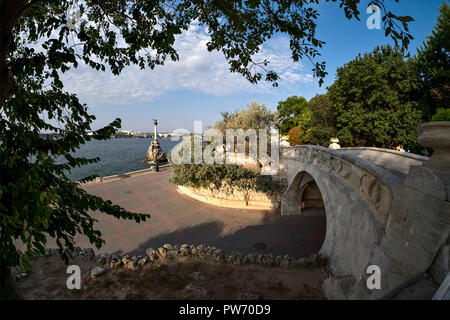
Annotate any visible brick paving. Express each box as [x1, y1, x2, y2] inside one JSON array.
[[66, 167, 326, 258]]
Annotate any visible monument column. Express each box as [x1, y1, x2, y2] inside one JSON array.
[[145, 119, 167, 164]]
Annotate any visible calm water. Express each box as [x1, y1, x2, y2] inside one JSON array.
[[65, 138, 179, 181]]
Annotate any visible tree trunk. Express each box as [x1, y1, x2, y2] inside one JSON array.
[[0, 254, 24, 300], [0, 51, 16, 105], [0, 0, 27, 105], [0, 252, 12, 299]]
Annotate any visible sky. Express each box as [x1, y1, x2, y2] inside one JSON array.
[[60, 0, 447, 132]]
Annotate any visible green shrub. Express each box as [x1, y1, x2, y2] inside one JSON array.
[[169, 163, 255, 189], [169, 162, 284, 194], [431, 108, 450, 121], [255, 175, 275, 193], [168, 137, 283, 193]]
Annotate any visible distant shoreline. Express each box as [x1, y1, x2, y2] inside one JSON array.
[[63, 138, 179, 181]]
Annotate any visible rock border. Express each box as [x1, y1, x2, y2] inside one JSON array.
[[26, 244, 327, 280]]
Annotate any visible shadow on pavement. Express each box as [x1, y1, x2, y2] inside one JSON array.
[[130, 212, 326, 258]]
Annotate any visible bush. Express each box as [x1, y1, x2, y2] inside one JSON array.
[[168, 137, 283, 193], [288, 126, 305, 145], [431, 108, 450, 121], [169, 163, 255, 189], [169, 162, 284, 194], [255, 175, 276, 193]]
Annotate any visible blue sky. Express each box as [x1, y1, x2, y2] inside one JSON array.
[[62, 0, 447, 132]]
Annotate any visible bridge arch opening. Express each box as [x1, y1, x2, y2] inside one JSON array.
[[281, 171, 327, 255], [283, 172, 326, 217]]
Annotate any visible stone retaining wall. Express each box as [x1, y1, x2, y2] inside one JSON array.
[[177, 182, 283, 210]]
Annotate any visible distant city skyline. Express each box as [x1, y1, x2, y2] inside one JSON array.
[[60, 0, 446, 133]]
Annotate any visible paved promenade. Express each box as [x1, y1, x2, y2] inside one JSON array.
[[72, 168, 326, 258]]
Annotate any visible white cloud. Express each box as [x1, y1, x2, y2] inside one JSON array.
[[61, 24, 314, 105], [280, 71, 314, 83]]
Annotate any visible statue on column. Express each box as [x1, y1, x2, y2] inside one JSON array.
[[145, 119, 168, 164]]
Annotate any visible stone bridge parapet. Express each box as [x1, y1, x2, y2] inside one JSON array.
[[279, 144, 449, 299]]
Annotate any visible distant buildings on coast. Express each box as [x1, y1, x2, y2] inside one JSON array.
[[40, 130, 189, 139], [107, 130, 171, 138], [106, 130, 182, 139]]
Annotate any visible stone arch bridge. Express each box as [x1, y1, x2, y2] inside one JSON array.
[[279, 145, 449, 299]]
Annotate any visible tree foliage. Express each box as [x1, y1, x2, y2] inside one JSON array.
[[327, 45, 422, 149], [213, 101, 277, 156], [305, 93, 336, 146], [276, 96, 310, 134], [416, 2, 450, 120], [0, 0, 415, 297], [287, 126, 306, 145], [214, 101, 276, 134], [431, 108, 450, 122], [0, 0, 416, 107]]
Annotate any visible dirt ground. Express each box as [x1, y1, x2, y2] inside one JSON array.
[[14, 255, 327, 300]]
